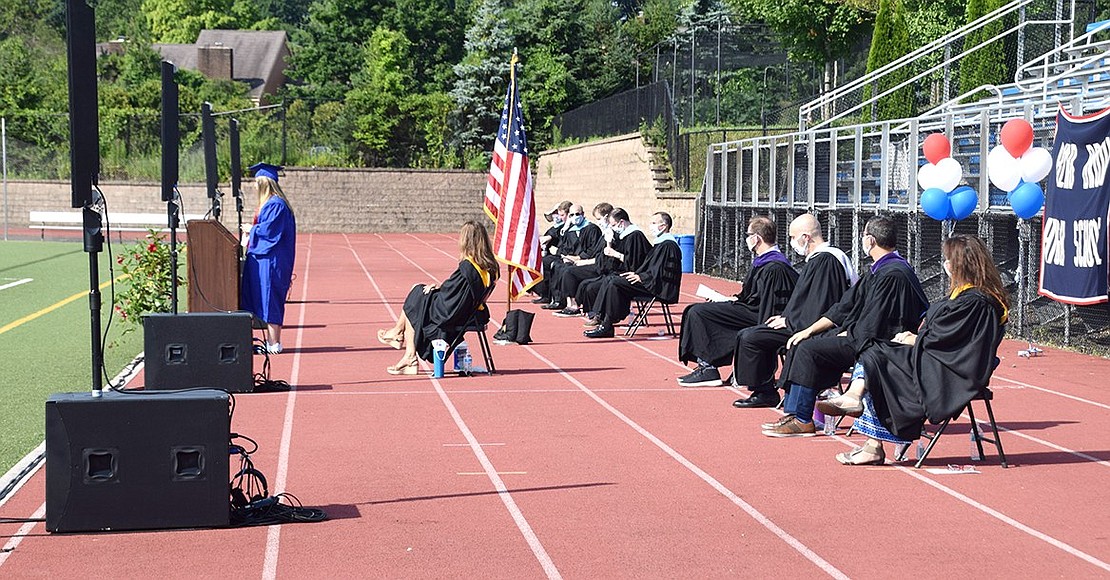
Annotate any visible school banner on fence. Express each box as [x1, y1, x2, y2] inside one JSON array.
[[1039, 105, 1110, 305]]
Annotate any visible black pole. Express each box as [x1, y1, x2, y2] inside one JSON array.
[[280, 100, 287, 166], [230, 118, 244, 261], [168, 196, 179, 314], [83, 197, 104, 393]]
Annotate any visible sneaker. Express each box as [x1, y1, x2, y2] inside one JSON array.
[[553, 307, 582, 317], [761, 414, 795, 430], [541, 301, 565, 310], [762, 416, 816, 437], [266, 342, 283, 354], [677, 366, 723, 387]]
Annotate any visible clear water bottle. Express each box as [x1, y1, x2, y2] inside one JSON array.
[[462, 352, 473, 376], [822, 414, 836, 436], [969, 430, 982, 461]]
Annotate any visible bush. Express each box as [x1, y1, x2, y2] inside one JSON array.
[[113, 230, 186, 334]]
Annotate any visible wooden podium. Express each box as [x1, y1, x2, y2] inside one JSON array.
[[186, 219, 240, 313]]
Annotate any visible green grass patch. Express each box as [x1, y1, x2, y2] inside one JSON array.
[[0, 240, 145, 476]]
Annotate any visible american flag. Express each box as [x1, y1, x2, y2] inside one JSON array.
[[485, 68, 542, 299]]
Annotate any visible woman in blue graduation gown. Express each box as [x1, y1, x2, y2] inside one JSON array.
[[378, 221, 500, 374], [818, 234, 1009, 465], [240, 164, 296, 354]]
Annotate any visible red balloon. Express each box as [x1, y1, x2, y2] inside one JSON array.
[[1000, 119, 1034, 158], [922, 133, 950, 165]]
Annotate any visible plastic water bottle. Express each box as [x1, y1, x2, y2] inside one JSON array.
[[462, 352, 473, 376], [454, 341, 469, 372], [822, 414, 836, 436], [969, 430, 982, 461]]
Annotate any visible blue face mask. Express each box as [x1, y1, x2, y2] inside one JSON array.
[[572, 215, 585, 227]]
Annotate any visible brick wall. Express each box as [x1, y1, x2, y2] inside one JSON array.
[[2, 168, 490, 234], [533, 133, 697, 235], [1, 140, 695, 236]]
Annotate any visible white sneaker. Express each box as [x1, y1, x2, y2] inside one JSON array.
[[266, 342, 283, 354]]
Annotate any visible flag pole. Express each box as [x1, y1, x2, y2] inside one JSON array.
[[505, 48, 520, 313]]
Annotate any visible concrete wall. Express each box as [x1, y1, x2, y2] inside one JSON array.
[[2, 137, 696, 235], [3, 168, 490, 234], [533, 133, 697, 235]]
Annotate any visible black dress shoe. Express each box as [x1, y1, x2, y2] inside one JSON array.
[[583, 323, 614, 338], [732, 390, 781, 408], [541, 301, 565, 310], [531, 296, 549, 304]]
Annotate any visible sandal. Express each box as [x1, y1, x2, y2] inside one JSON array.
[[836, 446, 886, 466], [817, 394, 864, 418], [386, 355, 419, 375], [377, 329, 403, 349]]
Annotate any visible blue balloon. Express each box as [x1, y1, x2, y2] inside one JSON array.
[[920, 187, 951, 221], [948, 186, 978, 220], [1010, 181, 1045, 219]]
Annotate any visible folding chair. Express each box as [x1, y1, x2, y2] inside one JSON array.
[[446, 308, 496, 374], [911, 387, 1007, 468], [625, 295, 677, 337]]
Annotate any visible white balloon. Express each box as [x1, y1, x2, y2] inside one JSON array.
[[1020, 147, 1053, 183], [934, 157, 963, 192], [987, 145, 1022, 192], [917, 163, 938, 190]]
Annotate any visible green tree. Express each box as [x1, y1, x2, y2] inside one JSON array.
[[286, 0, 391, 102], [958, 0, 1009, 100], [346, 27, 413, 166], [450, 0, 515, 168], [862, 0, 913, 121], [141, 0, 261, 43], [383, 0, 466, 92], [729, 0, 872, 94]]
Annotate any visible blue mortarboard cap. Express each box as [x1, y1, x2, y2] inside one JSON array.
[[249, 162, 283, 182]]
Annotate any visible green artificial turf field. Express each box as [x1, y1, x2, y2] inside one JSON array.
[[0, 239, 146, 476]]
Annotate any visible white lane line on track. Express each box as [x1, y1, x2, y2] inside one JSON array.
[[353, 234, 562, 580], [0, 504, 45, 568], [262, 234, 312, 580], [0, 278, 32, 291], [443, 443, 506, 447], [608, 326, 1110, 571], [991, 374, 1110, 411], [524, 346, 850, 580], [969, 417, 1110, 469], [297, 388, 715, 396]]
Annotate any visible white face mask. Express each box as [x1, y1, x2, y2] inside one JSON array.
[[745, 234, 759, 252], [790, 235, 808, 257], [861, 235, 874, 256], [652, 223, 666, 237]]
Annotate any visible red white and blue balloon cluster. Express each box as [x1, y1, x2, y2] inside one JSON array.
[[918, 133, 977, 221], [985, 119, 1049, 220]]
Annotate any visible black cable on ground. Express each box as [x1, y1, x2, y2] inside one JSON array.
[[251, 337, 291, 392], [228, 432, 324, 527]]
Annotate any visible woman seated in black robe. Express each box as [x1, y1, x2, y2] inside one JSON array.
[[377, 220, 500, 375], [817, 234, 1009, 465]]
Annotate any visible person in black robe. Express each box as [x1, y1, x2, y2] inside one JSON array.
[[579, 211, 654, 321], [731, 213, 856, 406], [560, 208, 653, 318], [552, 203, 621, 317], [377, 221, 500, 374], [817, 234, 1009, 465], [531, 201, 572, 304], [676, 216, 799, 387], [584, 212, 683, 339], [542, 204, 603, 310], [763, 215, 929, 437]]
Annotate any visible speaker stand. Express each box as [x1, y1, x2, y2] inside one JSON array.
[[82, 193, 105, 396]]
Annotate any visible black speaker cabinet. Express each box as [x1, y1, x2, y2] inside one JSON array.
[[45, 390, 230, 532], [144, 312, 253, 392]]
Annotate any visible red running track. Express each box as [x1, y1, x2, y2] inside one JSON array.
[[2, 232, 1109, 578]]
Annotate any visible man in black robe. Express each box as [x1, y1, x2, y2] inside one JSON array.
[[542, 203, 603, 311], [731, 213, 856, 406], [764, 215, 929, 437], [531, 200, 572, 304], [584, 212, 683, 339], [565, 208, 653, 319], [676, 216, 798, 387], [553, 204, 631, 317]]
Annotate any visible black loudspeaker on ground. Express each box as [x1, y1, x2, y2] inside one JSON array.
[[45, 390, 231, 532], [143, 312, 254, 393]]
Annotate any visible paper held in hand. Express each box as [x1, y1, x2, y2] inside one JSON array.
[[696, 284, 736, 302]]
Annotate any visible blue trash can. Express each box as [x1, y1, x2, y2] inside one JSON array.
[[677, 234, 695, 274]]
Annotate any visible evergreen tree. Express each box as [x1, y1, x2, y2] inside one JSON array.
[[958, 0, 1009, 100], [287, 0, 392, 102], [862, 0, 913, 121], [449, 0, 514, 168]]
